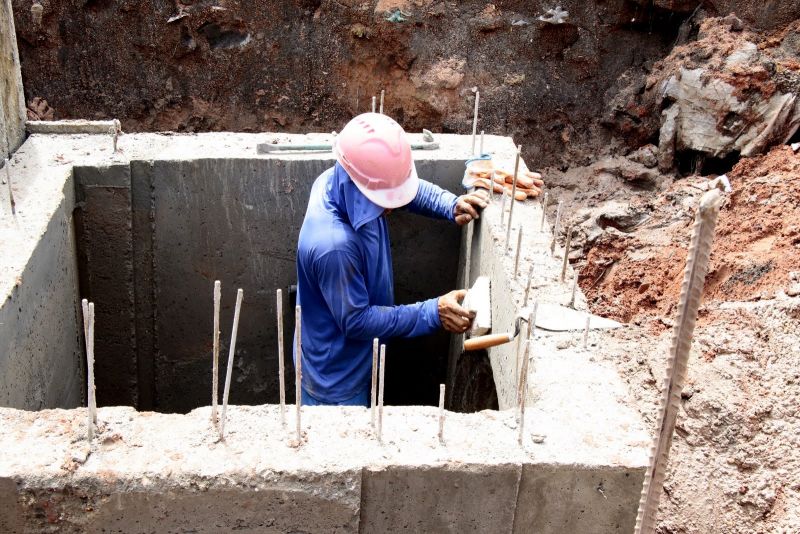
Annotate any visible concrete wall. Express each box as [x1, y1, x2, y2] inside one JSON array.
[[74, 157, 464, 412], [0, 404, 648, 534], [0, 0, 25, 159], [0, 160, 83, 410]]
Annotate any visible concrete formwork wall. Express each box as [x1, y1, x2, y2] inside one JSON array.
[[0, 405, 647, 534], [0, 174, 83, 409], [0, 0, 25, 159], [75, 157, 464, 412]]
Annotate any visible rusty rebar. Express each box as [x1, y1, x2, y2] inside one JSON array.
[[219, 288, 243, 440], [550, 201, 563, 256], [378, 344, 386, 442], [371, 338, 379, 428], [211, 281, 221, 424], [295, 304, 303, 442], [635, 189, 725, 534], [505, 145, 522, 251], [438, 384, 446, 445], [277, 288, 286, 426], [471, 90, 480, 154], [518, 304, 537, 446], [560, 225, 572, 282]]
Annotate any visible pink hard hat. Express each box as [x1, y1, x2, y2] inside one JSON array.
[[333, 112, 420, 209]]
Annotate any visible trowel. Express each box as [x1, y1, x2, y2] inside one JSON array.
[[462, 277, 622, 351]]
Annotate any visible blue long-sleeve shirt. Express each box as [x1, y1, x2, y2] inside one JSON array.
[[295, 163, 459, 402]]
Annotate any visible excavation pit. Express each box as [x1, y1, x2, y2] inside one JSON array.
[[0, 129, 650, 533]]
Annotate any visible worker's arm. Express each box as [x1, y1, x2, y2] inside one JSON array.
[[315, 249, 473, 339], [404, 179, 459, 221], [405, 179, 488, 225]]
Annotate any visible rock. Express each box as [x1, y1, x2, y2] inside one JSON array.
[[628, 144, 659, 168], [595, 157, 664, 190], [722, 13, 744, 31]]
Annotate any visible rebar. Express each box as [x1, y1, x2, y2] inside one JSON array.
[[82, 300, 96, 440], [583, 315, 590, 349], [635, 189, 724, 534], [295, 305, 303, 442], [505, 145, 522, 249], [513, 227, 523, 278], [500, 188, 507, 225], [549, 201, 563, 256], [372, 96, 376, 113], [371, 338, 379, 428], [539, 192, 548, 232], [471, 90, 480, 154], [277, 288, 286, 426], [524, 264, 534, 307], [4, 158, 15, 216], [479, 130, 485, 154], [560, 225, 572, 282], [219, 288, 243, 440], [568, 272, 578, 308], [517, 304, 537, 446], [377, 344, 386, 442], [438, 384, 445, 445], [211, 281, 221, 424], [380, 90, 385, 114]]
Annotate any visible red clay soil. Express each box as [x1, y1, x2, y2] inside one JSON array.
[[581, 145, 800, 324]]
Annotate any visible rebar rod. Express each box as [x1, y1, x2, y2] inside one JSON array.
[[438, 384, 445, 445], [277, 288, 286, 426], [82, 300, 96, 439], [379, 90, 385, 114], [211, 281, 221, 424], [583, 315, 590, 349], [4, 158, 15, 216], [568, 272, 578, 308], [295, 305, 303, 442], [471, 91, 480, 154], [539, 192, 548, 232], [560, 226, 572, 282], [479, 130, 485, 154], [518, 304, 537, 446], [219, 288, 243, 440], [513, 227, 523, 278], [549, 201, 563, 256], [371, 96, 376, 113], [505, 145, 522, 250], [634, 189, 724, 534], [371, 338, 379, 428], [378, 344, 386, 442], [524, 264, 534, 307]]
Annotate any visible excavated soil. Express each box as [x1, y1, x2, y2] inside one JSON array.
[[579, 146, 800, 325]]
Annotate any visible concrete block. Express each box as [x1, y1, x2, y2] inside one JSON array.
[[361, 463, 521, 533], [513, 464, 645, 533]]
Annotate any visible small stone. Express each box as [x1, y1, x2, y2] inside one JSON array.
[[681, 385, 694, 400], [531, 434, 545, 444]]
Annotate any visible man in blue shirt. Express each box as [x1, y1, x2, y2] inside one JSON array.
[[296, 113, 487, 406]]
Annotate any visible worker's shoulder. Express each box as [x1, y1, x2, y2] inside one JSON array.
[[299, 219, 360, 258]]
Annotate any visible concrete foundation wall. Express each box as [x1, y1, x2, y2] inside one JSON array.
[[0, 405, 647, 534], [0, 164, 83, 409], [0, 0, 26, 159]]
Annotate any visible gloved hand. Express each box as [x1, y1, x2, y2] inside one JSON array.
[[454, 190, 489, 225], [438, 289, 476, 333]]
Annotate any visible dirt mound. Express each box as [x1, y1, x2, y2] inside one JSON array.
[[577, 145, 800, 324]]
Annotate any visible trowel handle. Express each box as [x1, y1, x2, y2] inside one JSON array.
[[464, 333, 513, 351]]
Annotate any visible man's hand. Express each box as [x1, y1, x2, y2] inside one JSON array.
[[438, 289, 476, 333], [454, 190, 489, 226]]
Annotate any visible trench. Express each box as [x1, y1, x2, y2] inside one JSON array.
[[72, 157, 499, 413]]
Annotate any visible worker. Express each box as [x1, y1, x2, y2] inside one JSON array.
[[295, 113, 488, 407]]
